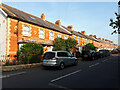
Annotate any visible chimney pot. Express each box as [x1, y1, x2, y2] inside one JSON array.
[[67, 25, 73, 30], [93, 35, 97, 38], [41, 13, 45, 20], [102, 38, 105, 41], [55, 20, 61, 26], [98, 38, 101, 40], [81, 31, 86, 35], [89, 34, 93, 37]]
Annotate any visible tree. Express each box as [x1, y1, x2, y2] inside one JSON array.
[[65, 37, 78, 51], [18, 43, 43, 64], [109, 12, 120, 34], [53, 38, 66, 51], [84, 43, 97, 51], [53, 37, 77, 51]]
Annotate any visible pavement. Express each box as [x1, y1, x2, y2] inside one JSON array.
[[1, 54, 120, 89]]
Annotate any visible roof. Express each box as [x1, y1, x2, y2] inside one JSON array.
[[1, 3, 71, 35], [61, 25, 100, 42], [61, 25, 86, 38]]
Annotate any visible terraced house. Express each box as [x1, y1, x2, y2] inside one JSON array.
[[0, 3, 118, 62]]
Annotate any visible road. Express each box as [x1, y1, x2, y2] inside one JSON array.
[[1, 54, 120, 89]]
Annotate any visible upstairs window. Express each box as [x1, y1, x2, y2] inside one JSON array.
[[64, 36, 67, 39], [83, 38, 84, 44], [58, 34, 61, 38], [39, 29, 44, 39], [78, 37, 79, 43], [23, 24, 30, 36], [49, 32, 54, 40], [86, 39, 87, 43], [74, 35, 76, 39]]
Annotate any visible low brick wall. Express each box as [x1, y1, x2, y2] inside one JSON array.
[[2, 63, 42, 72]]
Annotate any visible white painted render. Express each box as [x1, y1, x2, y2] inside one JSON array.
[[0, 8, 7, 61]]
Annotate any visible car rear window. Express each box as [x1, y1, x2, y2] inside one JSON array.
[[43, 52, 55, 59]]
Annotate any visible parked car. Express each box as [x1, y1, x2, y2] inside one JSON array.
[[82, 50, 96, 60], [111, 50, 119, 54], [42, 51, 78, 69], [94, 51, 102, 59], [99, 50, 110, 57]]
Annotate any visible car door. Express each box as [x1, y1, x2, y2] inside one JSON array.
[[57, 52, 69, 66], [67, 52, 75, 65]]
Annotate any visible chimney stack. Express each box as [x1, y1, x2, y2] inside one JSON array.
[[81, 31, 86, 35], [41, 13, 45, 20], [98, 38, 101, 40], [93, 35, 97, 38], [55, 20, 61, 26], [105, 39, 109, 42], [102, 38, 105, 41], [67, 25, 73, 30], [89, 35, 93, 37]]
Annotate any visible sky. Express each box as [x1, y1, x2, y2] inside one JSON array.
[[2, 2, 119, 45]]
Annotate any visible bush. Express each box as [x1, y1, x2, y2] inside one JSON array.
[[65, 38, 78, 51], [18, 43, 43, 64], [4, 60, 13, 66], [53, 37, 78, 51], [84, 43, 97, 51], [53, 38, 66, 51]]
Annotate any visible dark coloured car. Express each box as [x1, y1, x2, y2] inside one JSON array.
[[94, 51, 102, 59], [111, 50, 119, 54], [82, 50, 96, 60], [99, 50, 110, 57]]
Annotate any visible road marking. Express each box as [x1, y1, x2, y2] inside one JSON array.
[[102, 59, 108, 62], [50, 69, 82, 83], [0, 71, 26, 79], [48, 83, 73, 90], [89, 63, 99, 68]]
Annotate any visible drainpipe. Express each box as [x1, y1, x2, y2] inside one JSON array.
[[17, 19, 20, 61]]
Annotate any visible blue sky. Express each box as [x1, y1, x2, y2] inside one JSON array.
[[3, 2, 118, 45]]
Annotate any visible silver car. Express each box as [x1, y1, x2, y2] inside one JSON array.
[[42, 51, 78, 69]]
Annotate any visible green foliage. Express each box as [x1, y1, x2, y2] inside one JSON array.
[[18, 43, 43, 64], [4, 60, 13, 66], [53, 37, 77, 51], [109, 12, 120, 34], [84, 43, 97, 51], [65, 37, 78, 51], [53, 38, 66, 51]]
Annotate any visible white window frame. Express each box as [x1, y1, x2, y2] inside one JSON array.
[[58, 34, 61, 38], [74, 35, 76, 39], [64, 36, 67, 39], [78, 37, 79, 43], [49, 32, 54, 40], [39, 29, 45, 39], [23, 24, 30, 37]]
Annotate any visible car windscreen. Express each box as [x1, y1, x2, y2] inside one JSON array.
[[43, 52, 55, 59]]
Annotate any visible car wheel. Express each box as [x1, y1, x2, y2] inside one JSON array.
[[59, 63, 65, 70], [73, 60, 78, 66]]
